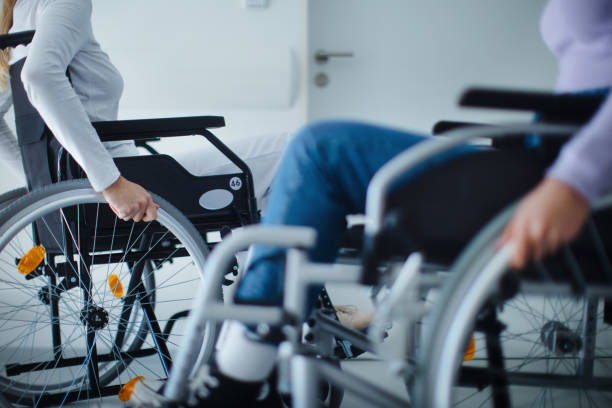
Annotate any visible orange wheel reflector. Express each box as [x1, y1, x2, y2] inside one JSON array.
[[118, 376, 145, 402], [17, 245, 46, 275], [108, 274, 124, 298], [463, 334, 476, 361]]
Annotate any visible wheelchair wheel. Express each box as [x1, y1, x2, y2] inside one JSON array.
[[0, 180, 215, 406], [0, 187, 27, 212], [415, 202, 612, 407]]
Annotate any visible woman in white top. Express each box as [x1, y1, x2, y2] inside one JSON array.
[[0, 0, 288, 221], [0, 0, 160, 222]]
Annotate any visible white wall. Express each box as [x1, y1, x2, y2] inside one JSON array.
[[91, 0, 308, 155], [0, 1, 558, 194], [412, 0, 557, 130], [307, 0, 557, 133]]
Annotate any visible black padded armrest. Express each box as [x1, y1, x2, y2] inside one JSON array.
[[460, 87, 606, 123], [0, 30, 35, 49], [93, 116, 225, 142]]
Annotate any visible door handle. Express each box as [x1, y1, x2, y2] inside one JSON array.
[[314, 50, 354, 64]]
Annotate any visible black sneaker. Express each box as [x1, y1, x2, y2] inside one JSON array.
[[188, 365, 282, 407]]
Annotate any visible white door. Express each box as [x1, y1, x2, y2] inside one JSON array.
[[307, 0, 554, 134]]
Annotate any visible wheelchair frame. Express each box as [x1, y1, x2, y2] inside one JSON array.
[[0, 30, 259, 406], [415, 194, 612, 407], [3, 28, 611, 408], [157, 121, 612, 408], [0, 182, 213, 406]]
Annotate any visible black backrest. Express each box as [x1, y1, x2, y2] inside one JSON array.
[[364, 149, 546, 269], [10, 58, 59, 190], [9, 58, 69, 253]]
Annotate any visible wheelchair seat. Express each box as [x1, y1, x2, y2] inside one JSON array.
[[377, 148, 546, 266]]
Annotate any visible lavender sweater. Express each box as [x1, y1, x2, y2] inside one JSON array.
[[542, 0, 612, 203]]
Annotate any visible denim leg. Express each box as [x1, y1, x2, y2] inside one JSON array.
[[234, 120, 428, 305]]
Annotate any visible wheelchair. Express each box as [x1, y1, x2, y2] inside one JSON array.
[[409, 89, 612, 408], [123, 85, 612, 408], [0, 31, 258, 406]]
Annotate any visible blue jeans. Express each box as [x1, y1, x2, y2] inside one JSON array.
[[234, 120, 473, 305]]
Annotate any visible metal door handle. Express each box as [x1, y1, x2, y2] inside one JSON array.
[[314, 50, 354, 64]]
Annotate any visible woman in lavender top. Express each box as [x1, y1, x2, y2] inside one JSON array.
[[501, 0, 612, 267]]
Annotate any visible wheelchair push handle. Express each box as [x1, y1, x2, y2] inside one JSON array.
[[0, 30, 35, 50]]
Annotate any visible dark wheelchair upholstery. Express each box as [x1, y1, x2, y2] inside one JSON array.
[[363, 87, 612, 288], [411, 89, 612, 408]]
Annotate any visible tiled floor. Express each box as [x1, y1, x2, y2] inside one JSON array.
[[64, 358, 407, 408], [20, 283, 609, 407], [46, 284, 407, 408]]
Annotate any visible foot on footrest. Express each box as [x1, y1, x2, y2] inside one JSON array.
[[334, 305, 375, 331], [333, 305, 391, 359]]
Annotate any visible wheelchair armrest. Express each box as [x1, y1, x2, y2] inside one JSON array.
[[460, 87, 606, 124], [0, 30, 35, 49], [93, 116, 225, 142], [432, 120, 493, 135], [94, 116, 257, 219]]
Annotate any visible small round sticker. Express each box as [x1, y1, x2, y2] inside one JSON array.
[[229, 177, 243, 191]]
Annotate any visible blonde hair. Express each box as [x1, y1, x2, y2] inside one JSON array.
[[0, 0, 16, 89]]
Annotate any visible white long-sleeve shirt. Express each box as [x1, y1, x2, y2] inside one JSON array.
[[2, 0, 133, 192], [0, 0, 287, 207]]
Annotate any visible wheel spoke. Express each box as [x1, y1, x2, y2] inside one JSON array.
[[0, 182, 213, 405]]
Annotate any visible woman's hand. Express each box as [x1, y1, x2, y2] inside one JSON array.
[[101, 176, 158, 222], [498, 177, 590, 270]]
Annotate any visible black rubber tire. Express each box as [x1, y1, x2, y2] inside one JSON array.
[[0, 180, 215, 406]]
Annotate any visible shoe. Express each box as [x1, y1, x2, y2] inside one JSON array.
[[334, 305, 375, 331], [188, 364, 282, 407], [333, 305, 392, 359], [120, 365, 282, 408]]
